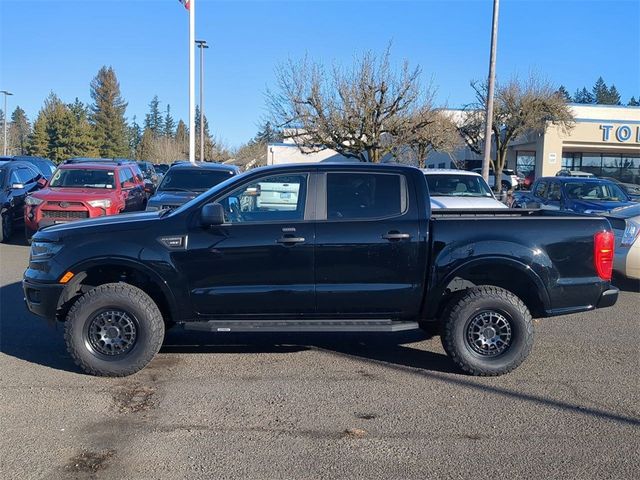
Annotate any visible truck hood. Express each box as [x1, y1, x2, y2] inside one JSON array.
[[32, 187, 117, 202], [38, 211, 160, 237], [430, 196, 507, 209], [147, 190, 201, 207]]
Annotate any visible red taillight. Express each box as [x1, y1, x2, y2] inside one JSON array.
[[594, 231, 614, 281]]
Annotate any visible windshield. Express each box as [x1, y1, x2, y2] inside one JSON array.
[[425, 174, 494, 197], [49, 168, 116, 189], [159, 169, 234, 193], [564, 181, 629, 201]]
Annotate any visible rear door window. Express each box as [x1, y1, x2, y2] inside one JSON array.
[[326, 172, 406, 220], [534, 181, 548, 199], [119, 168, 134, 187]]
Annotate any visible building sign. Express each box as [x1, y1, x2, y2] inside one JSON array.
[[548, 152, 557, 164], [600, 124, 640, 143]]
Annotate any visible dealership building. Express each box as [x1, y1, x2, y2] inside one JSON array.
[[267, 104, 640, 185], [427, 104, 640, 184]]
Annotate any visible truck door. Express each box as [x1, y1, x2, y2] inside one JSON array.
[[176, 171, 316, 318], [314, 170, 422, 318]]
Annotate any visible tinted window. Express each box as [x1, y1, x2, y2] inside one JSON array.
[[564, 181, 628, 201], [17, 167, 39, 184], [159, 169, 235, 193], [326, 172, 405, 220], [50, 168, 116, 189], [425, 174, 493, 198], [548, 182, 561, 201], [218, 174, 308, 223], [119, 168, 135, 187], [534, 181, 548, 198]]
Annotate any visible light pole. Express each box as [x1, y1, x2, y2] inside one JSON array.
[[1, 90, 13, 156], [482, 0, 500, 186], [195, 40, 209, 162]]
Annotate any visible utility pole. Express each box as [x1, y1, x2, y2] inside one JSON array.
[[482, 0, 500, 185], [188, 0, 196, 164], [195, 40, 209, 162], [1, 90, 13, 156]]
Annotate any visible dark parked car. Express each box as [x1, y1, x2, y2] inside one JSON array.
[[137, 161, 159, 193], [0, 160, 46, 242], [24, 163, 618, 378], [146, 162, 240, 211], [512, 176, 635, 213], [154, 164, 169, 176], [0, 155, 57, 180]]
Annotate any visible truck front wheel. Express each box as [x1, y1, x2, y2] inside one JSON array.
[[64, 283, 165, 377], [441, 286, 534, 376]]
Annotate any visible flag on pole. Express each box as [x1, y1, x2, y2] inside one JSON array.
[[178, 0, 190, 11]]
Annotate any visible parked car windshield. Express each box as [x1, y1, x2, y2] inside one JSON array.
[[159, 169, 234, 193], [49, 168, 116, 189], [425, 174, 493, 197], [564, 181, 628, 201]]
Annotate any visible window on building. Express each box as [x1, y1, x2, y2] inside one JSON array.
[[562, 152, 581, 171], [621, 155, 640, 184], [581, 154, 602, 176], [438, 162, 446, 169], [516, 151, 536, 180]]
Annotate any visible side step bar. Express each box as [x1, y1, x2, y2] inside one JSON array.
[[182, 319, 420, 333]]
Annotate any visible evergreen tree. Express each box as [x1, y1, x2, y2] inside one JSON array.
[[175, 119, 188, 157], [63, 98, 99, 158], [194, 106, 217, 159], [556, 86, 572, 103], [592, 77, 609, 104], [144, 95, 164, 137], [605, 85, 621, 105], [136, 127, 155, 160], [90, 66, 129, 157], [29, 92, 64, 160], [9, 106, 31, 155], [128, 115, 142, 158], [628, 96, 640, 107], [253, 121, 283, 144], [573, 87, 594, 104], [163, 105, 176, 138]]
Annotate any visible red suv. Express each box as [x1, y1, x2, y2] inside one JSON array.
[[25, 161, 146, 238]]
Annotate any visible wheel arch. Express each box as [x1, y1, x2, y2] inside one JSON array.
[[424, 256, 551, 320], [56, 257, 178, 325]]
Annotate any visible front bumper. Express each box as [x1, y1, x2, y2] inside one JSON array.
[[23, 277, 65, 319]]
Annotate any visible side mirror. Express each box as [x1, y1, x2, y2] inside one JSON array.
[[11, 183, 25, 190], [123, 181, 135, 189], [37, 177, 48, 188], [201, 202, 225, 226]]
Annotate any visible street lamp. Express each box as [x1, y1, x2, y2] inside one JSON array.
[[0, 90, 13, 156], [195, 40, 209, 161]]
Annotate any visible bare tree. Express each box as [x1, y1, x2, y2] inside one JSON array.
[[395, 109, 461, 168], [459, 75, 574, 190], [267, 47, 437, 163]]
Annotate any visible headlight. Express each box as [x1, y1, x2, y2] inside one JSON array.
[[621, 220, 640, 247], [87, 199, 111, 208], [25, 196, 44, 206], [30, 241, 63, 260]]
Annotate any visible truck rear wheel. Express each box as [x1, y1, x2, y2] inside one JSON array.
[[64, 283, 165, 377], [441, 286, 533, 376]]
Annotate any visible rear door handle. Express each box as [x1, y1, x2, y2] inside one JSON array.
[[382, 232, 411, 241], [277, 236, 306, 245]]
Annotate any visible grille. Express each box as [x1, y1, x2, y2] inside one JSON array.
[[45, 201, 85, 208], [42, 210, 89, 219]]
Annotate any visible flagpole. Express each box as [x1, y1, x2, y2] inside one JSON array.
[[188, 0, 196, 164]]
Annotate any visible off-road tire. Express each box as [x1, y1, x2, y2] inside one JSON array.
[[441, 286, 534, 376], [64, 283, 165, 377]]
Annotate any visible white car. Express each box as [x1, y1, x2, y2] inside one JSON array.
[[472, 168, 523, 190], [422, 169, 507, 209]]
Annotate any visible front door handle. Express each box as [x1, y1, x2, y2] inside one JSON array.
[[382, 232, 411, 241], [277, 236, 305, 245]]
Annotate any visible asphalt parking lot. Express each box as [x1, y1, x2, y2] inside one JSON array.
[[1, 237, 639, 480]]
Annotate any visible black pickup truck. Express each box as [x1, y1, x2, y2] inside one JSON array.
[[23, 163, 619, 377]]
